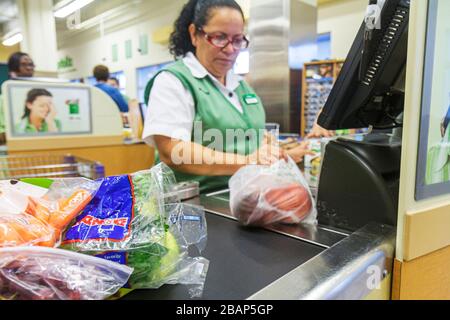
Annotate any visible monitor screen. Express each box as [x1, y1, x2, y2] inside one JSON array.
[[415, 0, 450, 200], [8, 84, 92, 137], [318, 0, 410, 130]]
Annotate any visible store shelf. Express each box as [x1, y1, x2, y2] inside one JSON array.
[[301, 60, 344, 137]]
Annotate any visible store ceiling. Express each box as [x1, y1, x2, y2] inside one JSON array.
[[53, 0, 149, 47]]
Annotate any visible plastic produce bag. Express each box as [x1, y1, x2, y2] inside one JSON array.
[[0, 178, 101, 248], [60, 163, 209, 298], [105, 203, 209, 298], [0, 213, 58, 248], [0, 246, 133, 300], [26, 178, 101, 233], [0, 180, 48, 214], [62, 164, 177, 251], [229, 157, 317, 226]]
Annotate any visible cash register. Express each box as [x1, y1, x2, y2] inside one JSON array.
[[316, 0, 410, 232]]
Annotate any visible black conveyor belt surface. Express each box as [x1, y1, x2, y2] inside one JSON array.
[[123, 212, 324, 300]]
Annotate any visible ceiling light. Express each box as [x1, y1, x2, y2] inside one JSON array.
[[54, 0, 95, 19], [2, 33, 23, 46]]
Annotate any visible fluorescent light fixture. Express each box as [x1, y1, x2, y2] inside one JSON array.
[[54, 0, 95, 18], [2, 33, 23, 46]]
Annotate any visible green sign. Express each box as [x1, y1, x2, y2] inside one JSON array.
[[139, 34, 148, 55], [112, 44, 119, 62], [58, 56, 74, 70], [125, 40, 132, 59]]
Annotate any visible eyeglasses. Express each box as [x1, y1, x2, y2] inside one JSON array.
[[197, 28, 249, 50], [20, 62, 35, 68]]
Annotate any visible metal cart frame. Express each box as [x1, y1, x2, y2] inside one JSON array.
[[0, 154, 105, 180]]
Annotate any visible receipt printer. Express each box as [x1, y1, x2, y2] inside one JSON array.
[[316, 133, 402, 232]]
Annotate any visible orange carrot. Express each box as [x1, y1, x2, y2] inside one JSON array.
[[48, 190, 92, 231], [0, 214, 56, 247], [0, 223, 22, 247], [25, 197, 51, 223]]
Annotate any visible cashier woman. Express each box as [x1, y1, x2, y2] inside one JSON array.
[[143, 0, 313, 193]]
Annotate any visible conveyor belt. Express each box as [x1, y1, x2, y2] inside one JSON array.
[[122, 211, 325, 300]]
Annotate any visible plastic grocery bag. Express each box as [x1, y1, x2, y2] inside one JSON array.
[[229, 157, 317, 227], [0, 246, 133, 300], [62, 164, 177, 251]]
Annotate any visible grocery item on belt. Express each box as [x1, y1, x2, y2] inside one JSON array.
[[61, 164, 209, 298], [98, 203, 209, 296], [0, 246, 133, 300], [229, 157, 317, 227], [0, 178, 100, 248], [61, 167, 175, 251]]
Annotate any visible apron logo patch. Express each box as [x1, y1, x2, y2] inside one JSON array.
[[243, 94, 259, 105]]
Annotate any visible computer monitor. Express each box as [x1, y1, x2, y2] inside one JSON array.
[[317, 0, 410, 130]]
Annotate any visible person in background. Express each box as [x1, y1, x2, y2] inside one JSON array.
[[93, 65, 129, 113], [0, 52, 36, 143], [107, 77, 130, 104], [15, 88, 61, 134], [7, 52, 35, 79]]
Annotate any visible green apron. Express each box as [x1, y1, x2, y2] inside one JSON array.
[[144, 60, 266, 193], [426, 127, 450, 185]]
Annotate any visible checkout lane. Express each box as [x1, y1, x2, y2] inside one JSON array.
[[122, 192, 395, 301]]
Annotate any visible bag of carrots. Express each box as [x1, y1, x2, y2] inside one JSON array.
[[0, 178, 101, 248], [229, 157, 317, 227]]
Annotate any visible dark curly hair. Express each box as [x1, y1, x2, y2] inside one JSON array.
[[169, 0, 245, 58]]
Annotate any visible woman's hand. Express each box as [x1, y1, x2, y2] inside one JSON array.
[[286, 141, 315, 164], [46, 102, 58, 132], [306, 123, 334, 139], [246, 140, 286, 165]]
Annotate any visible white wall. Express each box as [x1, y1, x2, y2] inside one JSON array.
[[57, 1, 185, 100], [318, 0, 367, 59]]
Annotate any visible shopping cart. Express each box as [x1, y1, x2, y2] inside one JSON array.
[[0, 154, 105, 181]]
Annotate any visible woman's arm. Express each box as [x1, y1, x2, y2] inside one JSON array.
[[154, 135, 283, 176]]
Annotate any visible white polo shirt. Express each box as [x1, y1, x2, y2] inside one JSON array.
[[142, 52, 244, 147]]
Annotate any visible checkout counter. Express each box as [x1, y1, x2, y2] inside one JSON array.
[[1, 80, 154, 176]]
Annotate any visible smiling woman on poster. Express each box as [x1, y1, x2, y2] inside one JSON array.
[[15, 89, 62, 134]]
